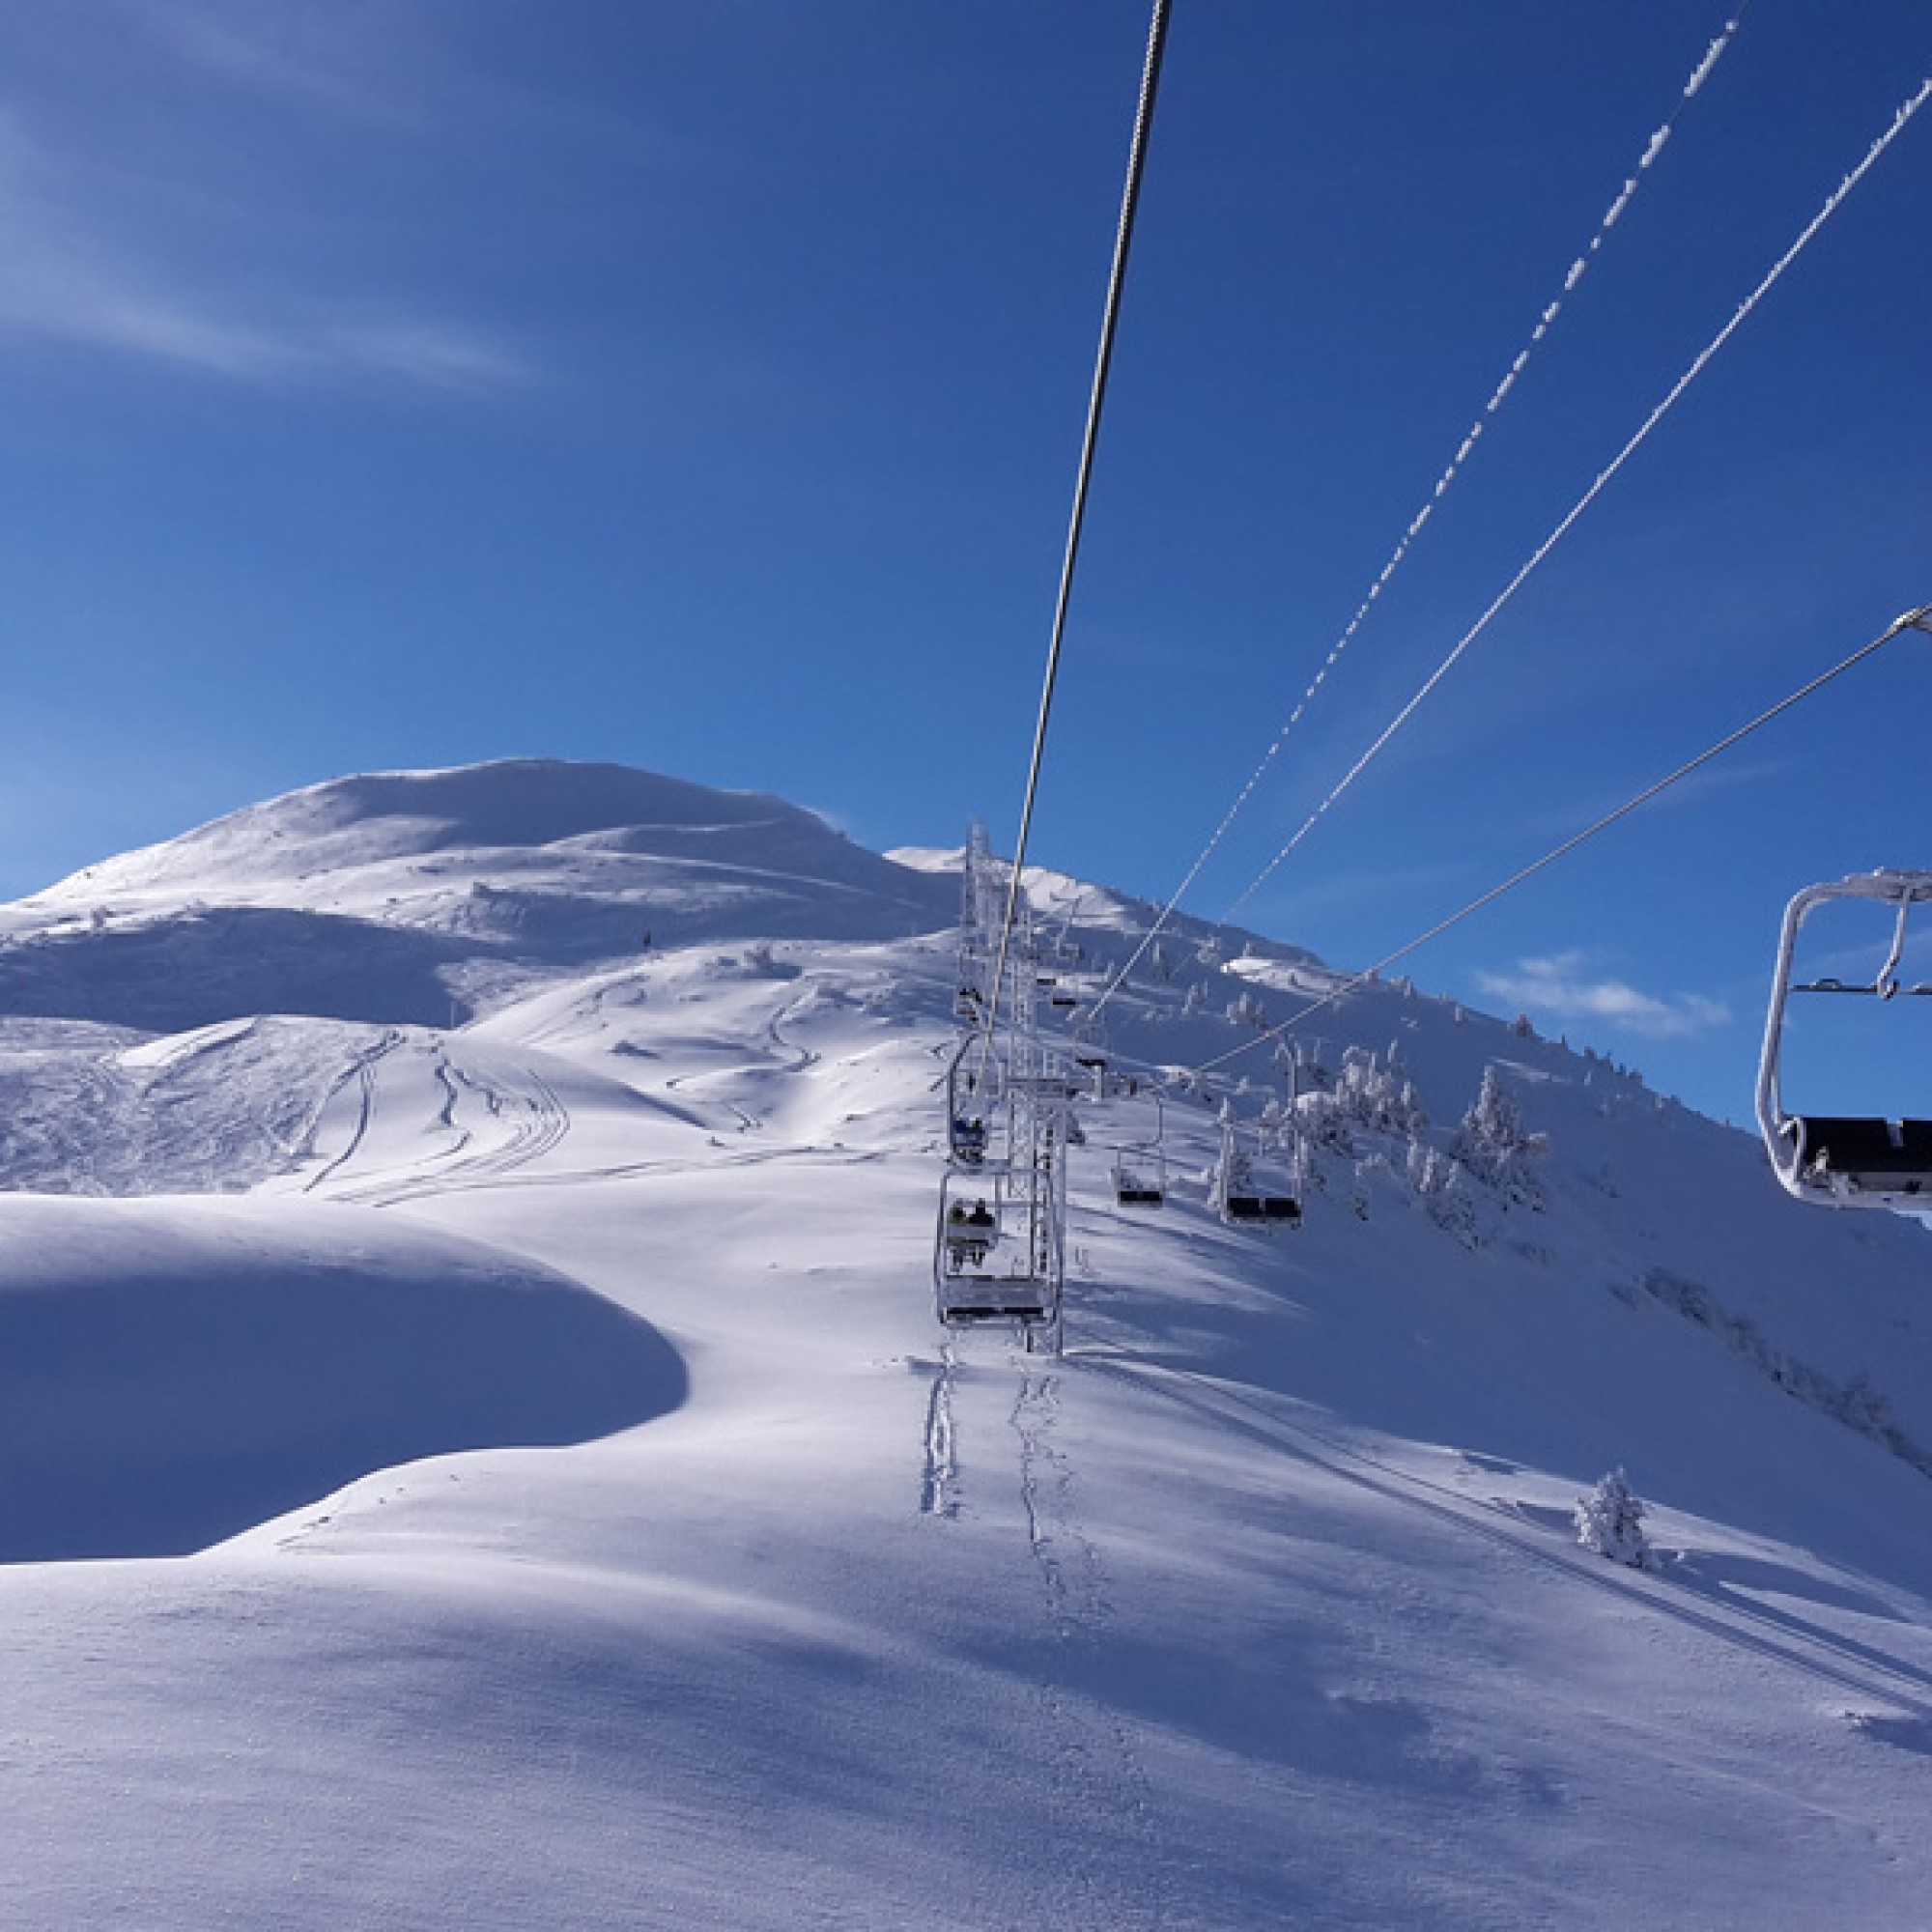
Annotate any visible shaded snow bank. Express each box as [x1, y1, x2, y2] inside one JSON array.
[[0, 1196, 684, 1560]]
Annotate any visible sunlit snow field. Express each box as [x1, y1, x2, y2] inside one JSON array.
[[2, 761, 1929, 1929]]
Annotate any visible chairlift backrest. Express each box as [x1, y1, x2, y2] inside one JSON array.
[[1757, 868, 1932, 1208]]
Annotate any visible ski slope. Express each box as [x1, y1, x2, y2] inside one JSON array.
[[2, 759, 1930, 1929]]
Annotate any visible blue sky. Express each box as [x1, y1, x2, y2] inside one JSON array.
[[2, 1, 1928, 1125]]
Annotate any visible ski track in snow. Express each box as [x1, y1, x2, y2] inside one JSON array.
[[300, 1030, 402, 1192], [917, 1336, 959, 1519], [1009, 1357, 1173, 1930], [297, 1035, 575, 1208], [918, 1337, 1174, 1921], [334, 1054, 572, 1208]]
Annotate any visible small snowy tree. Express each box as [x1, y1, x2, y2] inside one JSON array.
[[1574, 1468, 1654, 1570], [1452, 1065, 1547, 1208], [1332, 1045, 1428, 1139], [1182, 981, 1207, 1019], [1419, 1154, 1478, 1246], [1228, 990, 1267, 1031], [1405, 1136, 1445, 1196]]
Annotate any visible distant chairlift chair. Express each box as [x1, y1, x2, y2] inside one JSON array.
[[946, 1036, 1002, 1168], [1756, 868, 1932, 1208], [1112, 1095, 1167, 1208]]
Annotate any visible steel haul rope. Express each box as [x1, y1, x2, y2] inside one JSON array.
[[984, 0, 1173, 1050]]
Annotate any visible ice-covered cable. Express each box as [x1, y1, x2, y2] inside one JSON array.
[[1226, 66, 1932, 919], [1085, 4, 1752, 1020], [1180, 604, 1932, 1084], [984, 0, 1172, 1049]]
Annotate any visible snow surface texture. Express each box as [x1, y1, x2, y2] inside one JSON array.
[[2, 757, 1931, 1928]]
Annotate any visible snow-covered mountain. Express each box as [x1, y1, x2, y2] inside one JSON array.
[[3, 758, 1930, 1929]]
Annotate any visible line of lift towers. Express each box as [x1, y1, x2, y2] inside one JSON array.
[[934, 828, 1304, 1352], [932, 825, 1932, 1324]]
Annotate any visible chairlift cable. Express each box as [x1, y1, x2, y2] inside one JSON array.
[[1178, 604, 1932, 1084], [984, 0, 1173, 1052], [1083, 2, 1758, 1022], [1221, 66, 1932, 921]]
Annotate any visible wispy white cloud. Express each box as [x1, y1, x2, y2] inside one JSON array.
[[0, 114, 530, 392], [1476, 950, 1730, 1038], [115, 0, 428, 125]]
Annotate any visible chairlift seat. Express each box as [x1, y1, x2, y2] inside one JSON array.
[[1116, 1183, 1164, 1208], [940, 1295, 1054, 1323], [1758, 868, 1932, 1208], [1225, 1192, 1300, 1226], [1792, 1115, 1932, 1190]]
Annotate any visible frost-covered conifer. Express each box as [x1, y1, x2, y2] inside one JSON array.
[[1228, 990, 1266, 1031], [1574, 1469, 1654, 1570], [1453, 1065, 1547, 1208]]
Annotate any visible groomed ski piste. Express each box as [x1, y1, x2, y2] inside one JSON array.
[[3, 758, 1931, 1929]]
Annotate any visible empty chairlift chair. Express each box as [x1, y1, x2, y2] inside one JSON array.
[[1112, 1153, 1166, 1208], [1216, 1115, 1304, 1230], [1757, 868, 1932, 1207], [1112, 1095, 1167, 1208]]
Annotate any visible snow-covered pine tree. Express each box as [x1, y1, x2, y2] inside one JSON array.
[[1228, 990, 1266, 1031], [1453, 1064, 1547, 1208], [1574, 1468, 1654, 1570]]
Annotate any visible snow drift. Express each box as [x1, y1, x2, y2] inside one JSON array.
[[0, 1195, 684, 1560]]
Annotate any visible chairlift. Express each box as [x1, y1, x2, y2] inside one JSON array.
[[1112, 1095, 1167, 1208], [1215, 1112, 1303, 1230], [1757, 868, 1932, 1208], [1070, 1009, 1109, 1085], [946, 1035, 1001, 1168], [934, 1166, 1063, 1337]]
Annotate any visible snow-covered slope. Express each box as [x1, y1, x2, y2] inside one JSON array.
[[1, 759, 955, 1025], [3, 760, 1930, 1929]]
